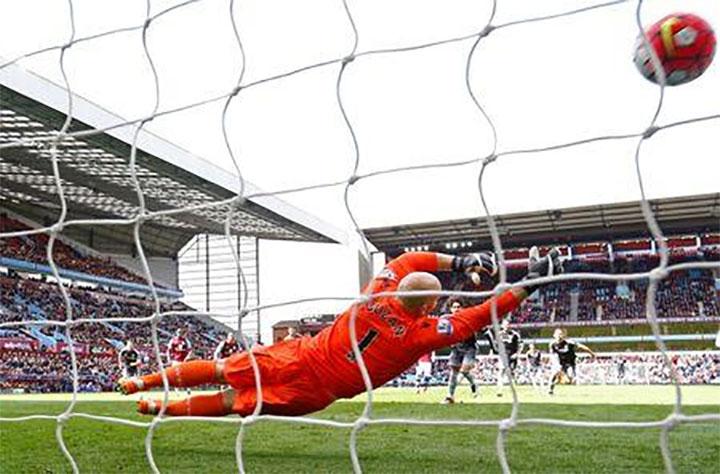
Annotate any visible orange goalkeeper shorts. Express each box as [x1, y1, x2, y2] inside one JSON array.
[[223, 338, 335, 417]]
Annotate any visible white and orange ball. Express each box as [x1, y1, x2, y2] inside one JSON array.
[[634, 12, 716, 85]]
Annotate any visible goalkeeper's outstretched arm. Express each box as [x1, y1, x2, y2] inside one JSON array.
[[420, 287, 530, 348], [385, 251, 496, 277], [411, 247, 563, 350]]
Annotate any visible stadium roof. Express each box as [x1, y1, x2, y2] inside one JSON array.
[[364, 193, 720, 255], [0, 60, 346, 257]]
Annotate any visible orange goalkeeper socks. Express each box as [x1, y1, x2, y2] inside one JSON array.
[[137, 392, 229, 417], [140, 360, 218, 390]]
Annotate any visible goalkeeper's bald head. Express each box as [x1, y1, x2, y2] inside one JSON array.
[[397, 272, 442, 316]]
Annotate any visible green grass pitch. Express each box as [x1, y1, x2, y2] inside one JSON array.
[[1, 385, 718, 473]]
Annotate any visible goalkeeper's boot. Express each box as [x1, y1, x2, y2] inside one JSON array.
[[117, 377, 144, 395], [441, 396, 455, 405], [137, 398, 161, 415]]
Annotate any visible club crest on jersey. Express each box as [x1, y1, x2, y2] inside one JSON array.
[[377, 268, 397, 280], [436, 318, 453, 336]]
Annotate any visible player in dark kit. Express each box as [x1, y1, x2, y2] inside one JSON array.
[[118, 340, 142, 378], [616, 357, 627, 385], [214, 332, 241, 360], [548, 328, 596, 395], [485, 319, 523, 370], [443, 299, 479, 403], [525, 343, 544, 389], [526, 344, 541, 369], [484, 318, 522, 396], [118, 249, 564, 418]]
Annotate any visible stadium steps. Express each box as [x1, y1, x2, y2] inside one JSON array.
[[27, 326, 56, 347], [105, 338, 125, 349], [201, 331, 220, 343]]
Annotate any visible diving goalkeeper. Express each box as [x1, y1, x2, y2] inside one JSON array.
[[118, 249, 562, 417]]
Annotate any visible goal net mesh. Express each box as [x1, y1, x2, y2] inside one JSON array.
[[1, 0, 718, 473]]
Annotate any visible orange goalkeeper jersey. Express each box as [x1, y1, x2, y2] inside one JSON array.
[[299, 252, 523, 400]]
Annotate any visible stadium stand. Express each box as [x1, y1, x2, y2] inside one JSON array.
[[0, 210, 330, 392], [0, 63, 347, 396], [0, 269, 229, 393], [3, 228, 716, 393], [273, 227, 719, 392], [3, 190, 718, 394], [0, 347, 115, 393], [0, 214, 264, 393], [0, 214, 153, 286], [433, 243, 719, 324]]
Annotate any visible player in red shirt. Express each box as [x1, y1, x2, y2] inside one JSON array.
[[166, 327, 193, 396], [118, 249, 562, 417], [213, 332, 241, 360], [414, 352, 434, 393], [167, 328, 193, 365]]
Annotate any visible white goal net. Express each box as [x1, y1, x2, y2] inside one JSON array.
[[1, 1, 719, 473]]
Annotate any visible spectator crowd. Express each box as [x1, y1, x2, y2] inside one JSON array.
[[0, 348, 117, 393], [435, 249, 719, 324], [1, 219, 718, 393], [392, 351, 720, 388], [0, 215, 161, 286], [0, 273, 229, 393], [0, 275, 223, 354]]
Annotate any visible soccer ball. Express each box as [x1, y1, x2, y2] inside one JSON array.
[[633, 13, 716, 86]]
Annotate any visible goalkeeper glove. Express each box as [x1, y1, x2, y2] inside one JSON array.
[[523, 246, 563, 294], [451, 252, 497, 276]]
